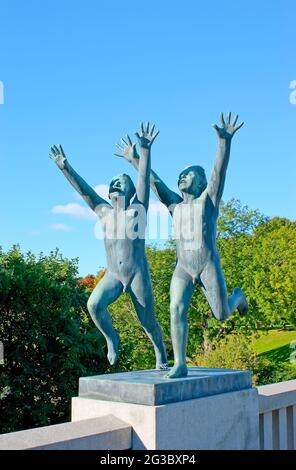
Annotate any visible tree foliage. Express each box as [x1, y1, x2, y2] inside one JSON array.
[[217, 198, 268, 239], [247, 218, 296, 326], [194, 334, 266, 385], [0, 246, 107, 433], [194, 333, 296, 386]]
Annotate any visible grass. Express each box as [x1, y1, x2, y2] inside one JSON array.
[[252, 329, 296, 365]]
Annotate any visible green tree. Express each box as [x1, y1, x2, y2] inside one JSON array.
[[217, 198, 268, 239], [0, 246, 107, 433], [246, 218, 296, 327]]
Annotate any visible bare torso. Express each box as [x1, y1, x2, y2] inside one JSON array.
[[173, 191, 219, 280], [101, 204, 146, 287]]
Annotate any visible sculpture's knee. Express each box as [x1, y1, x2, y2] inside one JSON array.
[[87, 296, 95, 315], [212, 305, 229, 322], [87, 296, 103, 321], [170, 301, 187, 324]]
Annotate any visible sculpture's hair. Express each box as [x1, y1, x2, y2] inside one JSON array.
[[109, 173, 136, 200], [179, 165, 207, 192], [122, 173, 136, 199]]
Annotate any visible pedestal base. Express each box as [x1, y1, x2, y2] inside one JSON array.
[[72, 368, 259, 450], [78, 367, 252, 406]]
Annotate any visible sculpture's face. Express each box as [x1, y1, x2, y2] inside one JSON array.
[[109, 174, 135, 201], [178, 166, 207, 197]]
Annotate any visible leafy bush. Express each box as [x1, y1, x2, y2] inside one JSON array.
[[0, 246, 107, 434], [193, 334, 267, 385], [193, 333, 296, 386], [258, 363, 296, 385]]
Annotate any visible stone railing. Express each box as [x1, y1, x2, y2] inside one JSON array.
[[258, 380, 296, 450], [0, 415, 131, 450]]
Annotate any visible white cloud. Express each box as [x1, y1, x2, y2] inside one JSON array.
[[51, 203, 96, 220], [50, 223, 74, 231]]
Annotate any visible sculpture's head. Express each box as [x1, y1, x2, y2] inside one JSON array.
[[108, 174, 136, 203], [178, 165, 207, 197]]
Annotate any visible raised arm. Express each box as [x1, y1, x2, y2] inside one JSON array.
[[208, 112, 244, 207], [131, 122, 159, 209], [115, 134, 182, 211], [49, 145, 111, 215]]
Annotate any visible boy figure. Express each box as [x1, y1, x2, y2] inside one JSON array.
[[118, 112, 248, 378], [50, 122, 168, 369]]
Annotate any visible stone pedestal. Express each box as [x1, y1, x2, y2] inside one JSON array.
[[72, 367, 259, 450]]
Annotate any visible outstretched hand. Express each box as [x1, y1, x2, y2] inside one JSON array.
[[114, 135, 139, 162], [135, 122, 159, 149], [213, 112, 244, 141], [49, 145, 68, 170]]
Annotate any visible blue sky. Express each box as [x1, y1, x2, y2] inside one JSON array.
[[0, 0, 295, 276]]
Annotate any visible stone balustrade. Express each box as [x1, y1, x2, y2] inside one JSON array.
[[258, 380, 296, 450]]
